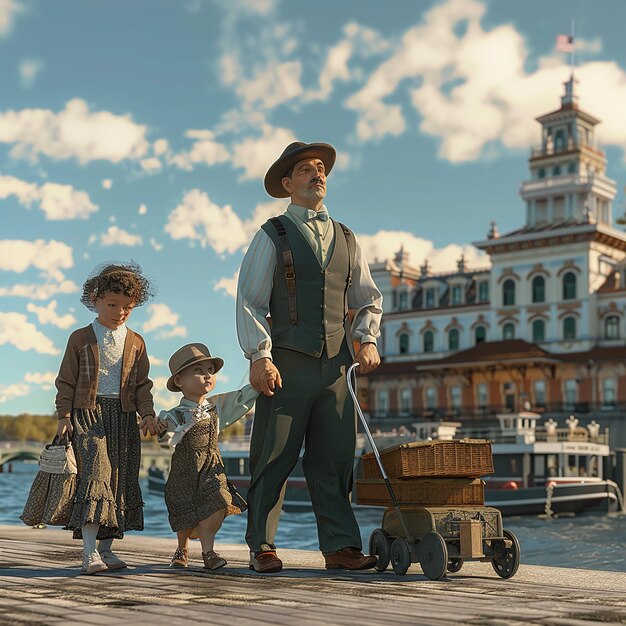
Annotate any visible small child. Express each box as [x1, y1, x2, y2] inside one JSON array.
[[157, 343, 258, 570], [52, 261, 159, 574]]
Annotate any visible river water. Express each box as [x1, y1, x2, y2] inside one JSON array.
[[2, 462, 625, 572]]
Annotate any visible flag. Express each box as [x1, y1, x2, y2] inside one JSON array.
[[556, 34, 575, 53]]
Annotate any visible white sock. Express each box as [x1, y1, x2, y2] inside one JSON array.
[[98, 538, 114, 554], [82, 523, 99, 556]]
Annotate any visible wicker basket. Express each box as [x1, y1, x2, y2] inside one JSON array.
[[354, 478, 485, 507], [360, 440, 493, 479]]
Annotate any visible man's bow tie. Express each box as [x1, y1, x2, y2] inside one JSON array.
[[307, 209, 329, 222]]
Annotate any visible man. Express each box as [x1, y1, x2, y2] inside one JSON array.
[[236, 141, 382, 573]]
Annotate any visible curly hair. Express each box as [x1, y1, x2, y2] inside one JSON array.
[[80, 261, 155, 312]]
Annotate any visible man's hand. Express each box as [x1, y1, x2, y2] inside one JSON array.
[[55, 416, 73, 440], [354, 342, 380, 374], [250, 357, 283, 397], [139, 414, 159, 437]]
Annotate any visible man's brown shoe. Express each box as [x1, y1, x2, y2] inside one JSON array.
[[324, 547, 377, 570], [249, 550, 283, 573]]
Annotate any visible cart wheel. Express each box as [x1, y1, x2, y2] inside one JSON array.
[[419, 531, 448, 581], [491, 529, 521, 579], [390, 538, 411, 576], [369, 529, 390, 572], [447, 558, 463, 573]]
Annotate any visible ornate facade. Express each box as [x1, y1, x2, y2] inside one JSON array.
[[363, 76, 626, 434]]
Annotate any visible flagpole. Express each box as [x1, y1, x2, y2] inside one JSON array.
[[570, 18, 575, 75]]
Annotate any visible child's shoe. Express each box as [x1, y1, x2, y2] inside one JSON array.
[[202, 551, 227, 571], [81, 551, 108, 575], [170, 547, 189, 568], [100, 549, 127, 570]]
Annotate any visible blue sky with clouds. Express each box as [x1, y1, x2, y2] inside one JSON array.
[[1, 0, 626, 415]]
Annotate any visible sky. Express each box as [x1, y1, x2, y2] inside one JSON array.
[[1, 0, 626, 416]]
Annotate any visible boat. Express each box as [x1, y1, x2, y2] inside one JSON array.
[[147, 412, 625, 517]]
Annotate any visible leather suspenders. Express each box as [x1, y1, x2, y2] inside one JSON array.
[[268, 217, 356, 325]]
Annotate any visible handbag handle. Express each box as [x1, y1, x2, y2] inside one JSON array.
[[51, 433, 71, 447]]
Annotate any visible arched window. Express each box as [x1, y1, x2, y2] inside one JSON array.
[[503, 323, 515, 340], [532, 319, 545, 342], [562, 272, 577, 300], [399, 333, 409, 354], [605, 316, 620, 340], [532, 276, 545, 303], [423, 330, 434, 353], [398, 291, 408, 310], [475, 325, 486, 345], [502, 279, 515, 306], [448, 328, 460, 351], [563, 316, 577, 340]]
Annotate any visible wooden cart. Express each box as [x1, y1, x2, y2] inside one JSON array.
[[347, 363, 521, 580]]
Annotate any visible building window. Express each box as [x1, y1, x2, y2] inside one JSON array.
[[478, 281, 489, 302], [399, 332, 410, 354], [503, 323, 515, 340], [532, 319, 545, 342], [400, 388, 412, 415], [425, 287, 436, 308], [451, 285, 462, 305], [533, 380, 546, 407], [475, 325, 486, 344], [602, 378, 616, 408], [605, 316, 620, 340], [450, 385, 462, 410], [564, 379, 577, 410], [425, 386, 437, 410], [376, 389, 389, 415], [502, 279, 515, 306], [563, 272, 577, 300], [563, 316, 577, 340], [448, 328, 460, 351], [476, 383, 488, 409], [538, 168, 546, 179], [423, 330, 434, 353], [532, 276, 545, 303], [398, 291, 408, 311], [555, 129, 565, 150], [568, 161, 576, 174], [553, 165, 561, 176]]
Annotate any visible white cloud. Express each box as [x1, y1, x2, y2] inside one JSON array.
[[0, 239, 73, 281], [165, 189, 248, 254], [99, 225, 143, 247], [0, 0, 23, 37], [358, 230, 488, 272], [0, 98, 150, 164], [343, 0, 626, 163], [170, 129, 230, 171], [140, 156, 162, 172], [0, 312, 59, 355], [138, 204, 147, 215], [214, 270, 239, 299], [143, 303, 187, 341], [101, 179, 113, 189], [152, 375, 173, 413], [153, 138, 169, 155], [237, 61, 303, 109], [148, 354, 164, 366], [0, 383, 29, 404], [26, 301, 76, 329], [230, 123, 297, 180], [24, 371, 56, 391], [0, 175, 98, 220], [0, 280, 78, 300], [149, 238, 163, 252], [19, 58, 44, 88]]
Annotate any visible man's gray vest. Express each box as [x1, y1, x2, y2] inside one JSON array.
[[261, 216, 353, 359]]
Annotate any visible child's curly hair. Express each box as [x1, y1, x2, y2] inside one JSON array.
[[80, 261, 155, 312]]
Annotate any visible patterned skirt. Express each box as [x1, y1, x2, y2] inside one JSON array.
[[165, 420, 246, 532], [67, 396, 144, 540]]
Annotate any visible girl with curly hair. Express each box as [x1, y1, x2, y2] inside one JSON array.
[[53, 262, 159, 574]]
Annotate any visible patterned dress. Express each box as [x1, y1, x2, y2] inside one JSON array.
[[158, 386, 257, 533]]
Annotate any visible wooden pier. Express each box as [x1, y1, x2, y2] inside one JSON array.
[[1, 525, 624, 625]]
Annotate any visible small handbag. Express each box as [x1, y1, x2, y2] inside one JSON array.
[[20, 435, 78, 527]]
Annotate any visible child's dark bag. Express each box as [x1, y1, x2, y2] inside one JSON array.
[[20, 434, 77, 526]]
